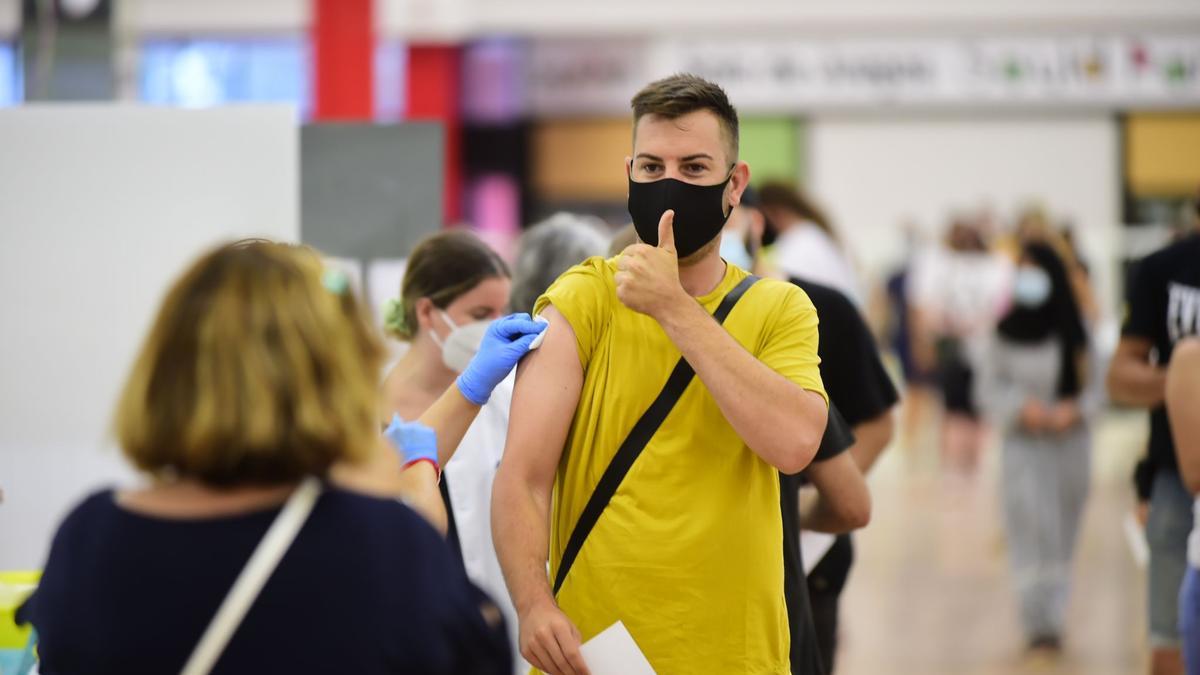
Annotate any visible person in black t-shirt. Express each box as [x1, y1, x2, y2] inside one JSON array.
[[781, 404, 861, 675], [792, 278, 901, 674], [727, 193, 899, 674], [1108, 227, 1200, 675]]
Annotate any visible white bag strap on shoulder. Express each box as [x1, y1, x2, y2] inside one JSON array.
[[180, 476, 323, 675]]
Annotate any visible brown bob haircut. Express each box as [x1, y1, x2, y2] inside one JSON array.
[[630, 73, 740, 161], [114, 240, 385, 487]]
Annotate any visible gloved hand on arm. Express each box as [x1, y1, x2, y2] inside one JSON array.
[[456, 312, 549, 405]]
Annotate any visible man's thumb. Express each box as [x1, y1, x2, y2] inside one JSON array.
[[658, 210, 676, 253]]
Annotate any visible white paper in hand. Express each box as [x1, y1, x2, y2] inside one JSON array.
[[800, 530, 837, 575], [580, 621, 656, 675]]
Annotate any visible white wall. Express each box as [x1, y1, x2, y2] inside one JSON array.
[[0, 105, 297, 570], [125, 0, 308, 34], [0, 0, 17, 39], [807, 114, 1120, 312]]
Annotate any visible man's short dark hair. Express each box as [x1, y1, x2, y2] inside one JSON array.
[[631, 73, 739, 161]]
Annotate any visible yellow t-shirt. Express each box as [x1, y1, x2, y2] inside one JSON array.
[[533, 257, 827, 675]]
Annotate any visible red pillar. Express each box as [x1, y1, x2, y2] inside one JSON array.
[[312, 0, 374, 120], [406, 45, 463, 225]]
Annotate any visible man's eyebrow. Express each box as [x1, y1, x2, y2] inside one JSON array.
[[633, 153, 715, 162]]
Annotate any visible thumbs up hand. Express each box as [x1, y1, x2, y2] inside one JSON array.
[[655, 206, 677, 255], [616, 210, 688, 320]]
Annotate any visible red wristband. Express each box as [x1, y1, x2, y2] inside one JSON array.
[[403, 457, 441, 484]]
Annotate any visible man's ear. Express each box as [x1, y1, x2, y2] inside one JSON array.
[[727, 161, 751, 208]]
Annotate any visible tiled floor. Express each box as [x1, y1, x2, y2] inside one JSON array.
[[835, 410, 1150, 675]]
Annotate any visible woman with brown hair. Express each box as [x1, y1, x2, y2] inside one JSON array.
[[380, 229, 556, 673], [18, 239, 544, 674], [757, 180, 864, 306], [975, 242, 1095, 656]]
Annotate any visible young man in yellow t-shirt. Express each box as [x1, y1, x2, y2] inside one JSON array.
[[492, 74, 830, 675]]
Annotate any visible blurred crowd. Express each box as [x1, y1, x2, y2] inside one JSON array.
[[8, 72, 1200, 675]]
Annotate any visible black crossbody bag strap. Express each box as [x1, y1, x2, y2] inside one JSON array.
[[552, 274, 760, 596]]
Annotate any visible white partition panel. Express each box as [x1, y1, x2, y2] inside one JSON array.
[[807, 114, 1120, 311], [0, 0, 16, 39], [0, 105, 297, 569]]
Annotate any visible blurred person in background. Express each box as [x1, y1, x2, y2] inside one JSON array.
[[1059, 220, 1089, 276], [738, 189, 899, 674], [19, 239, 546, 674], [1108, 204, 1200, 675], [885, 221, 937, 450], [909, 217, 1012, 471], [720, 185, 772, 277], [782, 403, 869, 675], [790, 276, 899, 674], [1009, 204, 1100, 325], [494, 74, 829, 674], [1146, 192, 1200, 533], [1057, 220, 1102, 325], [758, 181, 864, 306], [1014, 203, 1054, 244], [975, 242, 1094, 658], [1167, 339, 1200, 675], [380, 229, 530, 671], [510, 212, 612, 315]]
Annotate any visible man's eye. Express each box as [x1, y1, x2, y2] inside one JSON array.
[[684, 164, 707, 174], [641, 164, 662, 173]]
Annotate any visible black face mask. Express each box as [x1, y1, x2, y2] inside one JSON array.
[[627, 170, 733, 257]]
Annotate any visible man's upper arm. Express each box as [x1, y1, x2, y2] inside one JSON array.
[[532, 257, 608, 369], [757, 284, 828, 406], [501, 305, 583, 490]]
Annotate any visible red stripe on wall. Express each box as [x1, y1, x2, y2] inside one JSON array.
[[406, 45, 463, 224], [312, 0, 374, 120]]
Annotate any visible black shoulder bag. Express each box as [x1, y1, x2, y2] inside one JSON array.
[[552, 274, 760, 595]]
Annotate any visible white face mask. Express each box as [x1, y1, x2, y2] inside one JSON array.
[[430, 310, 491, 373], [719, 231, 754, 271], [1012, 266, 1052, 308]]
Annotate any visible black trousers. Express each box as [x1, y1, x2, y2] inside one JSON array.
[[806, 534, 855, 674]]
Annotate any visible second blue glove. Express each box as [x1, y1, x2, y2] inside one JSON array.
[[383, 413, 438, 465]]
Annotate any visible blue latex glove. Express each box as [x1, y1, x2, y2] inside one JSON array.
[[456, 312, 549, 405], [383, 414, 438, 465]]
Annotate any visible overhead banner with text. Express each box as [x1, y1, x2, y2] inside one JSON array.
[[528, 35, 1200, 114]]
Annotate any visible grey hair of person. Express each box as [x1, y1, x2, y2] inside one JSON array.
[[510, 212, 612, 314]]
